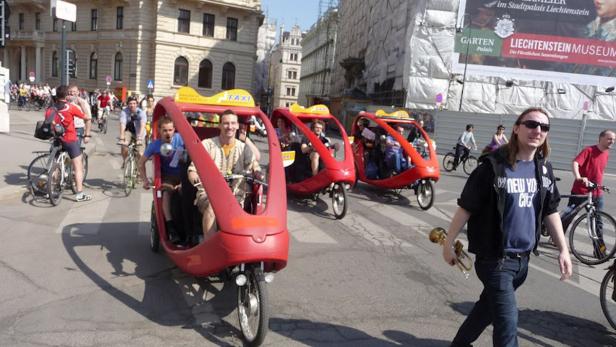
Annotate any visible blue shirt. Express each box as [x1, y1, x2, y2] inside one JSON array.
[[143, 133, 185, 176], [503, 160, 540, 252]]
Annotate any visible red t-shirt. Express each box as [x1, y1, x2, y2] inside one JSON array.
[[98, 95, 110, 108], [45, 102, 85, 143], [571, 145, 609, 197]]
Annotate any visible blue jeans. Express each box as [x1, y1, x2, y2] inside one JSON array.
[[451, 256, 529, 347]]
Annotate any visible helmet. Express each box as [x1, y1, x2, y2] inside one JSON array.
[[127, 96, 138, 103]]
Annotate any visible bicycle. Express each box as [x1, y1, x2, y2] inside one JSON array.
[[600, 258, 616, 330], [27, 134, 89, 205], [442, 146, 478, 175], [119, 138, 139, 196], [560, 183, 616, 265], [97, 106, 110, 134]]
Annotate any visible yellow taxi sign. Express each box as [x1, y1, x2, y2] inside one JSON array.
[[281, 150, 296, 167], [289, 103, 330, 115], [175, 87, 255, 107], [375, 109, 410, 119]]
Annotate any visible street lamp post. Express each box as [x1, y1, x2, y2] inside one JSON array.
[[458, 14, 472, 112]]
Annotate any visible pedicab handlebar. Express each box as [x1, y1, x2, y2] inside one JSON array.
[[224, 171, 268, 188]]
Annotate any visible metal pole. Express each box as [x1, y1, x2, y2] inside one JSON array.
[[458, 14, 471, 112], [60, 19, 66, 85]]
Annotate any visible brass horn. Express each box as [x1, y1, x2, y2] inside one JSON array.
[[429, 227, 473, 279]]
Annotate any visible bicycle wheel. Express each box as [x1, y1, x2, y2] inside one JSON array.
[[237, 266, 269, 346], [27, 154, 51, 196], [569, 211, 616, 265], [416, 180, 435, 210], [123, 157, 134, 196], [331, 183, 347, 219], [600, 267, 616, 330], [47, 161, 64, 206], [442, 153, 455, 172], [463, 155, 478, 175]]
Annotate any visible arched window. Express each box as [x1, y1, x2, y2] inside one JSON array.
[[173, 56, 189, 86], [198, 59, 212, 88], [114, 52, 123, 81], [221, 62, 235, 90], [89, 52, 98, 80], [51, 51, 58, 77]]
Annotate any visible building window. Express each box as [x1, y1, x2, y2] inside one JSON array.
[[68, 49, 76, 78], [35, 13, 40, 31], [52, 51, 58, 77], [287, 70, 297, 80], [221, 62, 235, 90], [226, 17, 237, 41], [203, 13, 214, 37], [173, 57, 189, 86], [18, 13, 23, 30], [52, 17, 57, 32], [178, 9, 190, 33], [89, 52, 97, 79], [71, 21, 76, 31], [198, 59, 212, 88], [114, 52, 123, 80], [116, 7, 124, 30], [286, 87, 296, 96], [289, 53, 298, 62], [91, 9, 98, 31]]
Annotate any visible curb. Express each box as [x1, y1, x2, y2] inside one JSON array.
[[0, 142, 97, 201]]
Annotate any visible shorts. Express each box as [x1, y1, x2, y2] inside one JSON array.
[[162, 175, 181, 186], [62, 140, 82, 159], [125, 131, 144, 156]]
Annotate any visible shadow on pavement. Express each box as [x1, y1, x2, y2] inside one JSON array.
[[286, 192, 335, 219], [350, 182, 413, 207], [270, 318, 449, 346], [61, 221, 242, 345], [451, 301, 616, 346]]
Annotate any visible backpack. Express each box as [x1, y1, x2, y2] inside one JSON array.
[[34, 106, 63, 140]]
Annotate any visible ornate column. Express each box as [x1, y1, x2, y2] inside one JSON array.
[[35, 46, 42, 83], [20, 46, 26, 81]]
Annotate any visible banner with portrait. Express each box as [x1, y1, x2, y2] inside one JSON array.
[[452, 0, 616, 86]]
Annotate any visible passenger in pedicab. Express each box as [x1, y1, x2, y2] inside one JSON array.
[[300, 119, 340, 177], [385, 124, 410, 176], [138, 117, 185, 243], [275, 117, 293, 150], [238, 118, 261, 162], [187, 110, 261, 241]]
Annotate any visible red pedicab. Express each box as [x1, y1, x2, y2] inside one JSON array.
[[271, 104, 355, 219], [351, 110, 440, 210], [149, 87, 288, 346]]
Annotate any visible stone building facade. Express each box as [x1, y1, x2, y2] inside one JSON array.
[[2, 0, 262, 98], [268, 25, 302, 108], [298, 8, 337, 106]]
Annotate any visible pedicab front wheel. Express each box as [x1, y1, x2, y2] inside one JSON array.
[[332, 183, 348, 219], [238, 266, 269, 346], [416, 180, 434, 210]]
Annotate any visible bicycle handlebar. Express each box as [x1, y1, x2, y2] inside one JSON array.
[[224, 173, 268, 187]]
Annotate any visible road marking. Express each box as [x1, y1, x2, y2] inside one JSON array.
[[338, 212, 414, 249], [138, 192, 152, 235], [287, 210, 337, 244], [55, 192, 111, 235]]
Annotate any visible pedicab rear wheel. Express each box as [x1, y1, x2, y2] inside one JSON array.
[[331, 183, 347, 219], [149, 201, 160, 253], [238, 266, 269, 346], [416, 180, 434, 210]]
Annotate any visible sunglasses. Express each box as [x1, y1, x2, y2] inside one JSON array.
[[518, 120, 550, 132]]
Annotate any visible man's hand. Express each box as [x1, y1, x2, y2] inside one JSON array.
[[136, 139, 143, 146], [559, 250, 573, 281], [142, 178, 151, 190], [83, 135, 91, 144], [443, 244, 457, 267], [578, 177, 590, 187]]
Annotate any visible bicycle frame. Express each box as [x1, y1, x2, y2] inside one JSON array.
[[561, 191, 600, 240]]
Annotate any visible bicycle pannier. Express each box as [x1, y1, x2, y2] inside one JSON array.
[[34, 107, 60, 140]]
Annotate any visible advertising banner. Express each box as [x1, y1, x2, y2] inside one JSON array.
[[452, 0, 616, 86]]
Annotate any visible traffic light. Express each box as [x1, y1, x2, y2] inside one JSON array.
[[67, 59, 75, 75]]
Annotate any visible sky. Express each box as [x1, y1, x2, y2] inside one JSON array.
[[260, 0, 321, 33]]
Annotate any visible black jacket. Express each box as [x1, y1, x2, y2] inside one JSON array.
[[457, 147, 560, 258]]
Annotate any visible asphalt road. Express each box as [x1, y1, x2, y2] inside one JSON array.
[[1, 109, 615, 346]]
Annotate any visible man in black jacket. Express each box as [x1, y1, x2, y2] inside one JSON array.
[[443, 107, 572, 347]]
